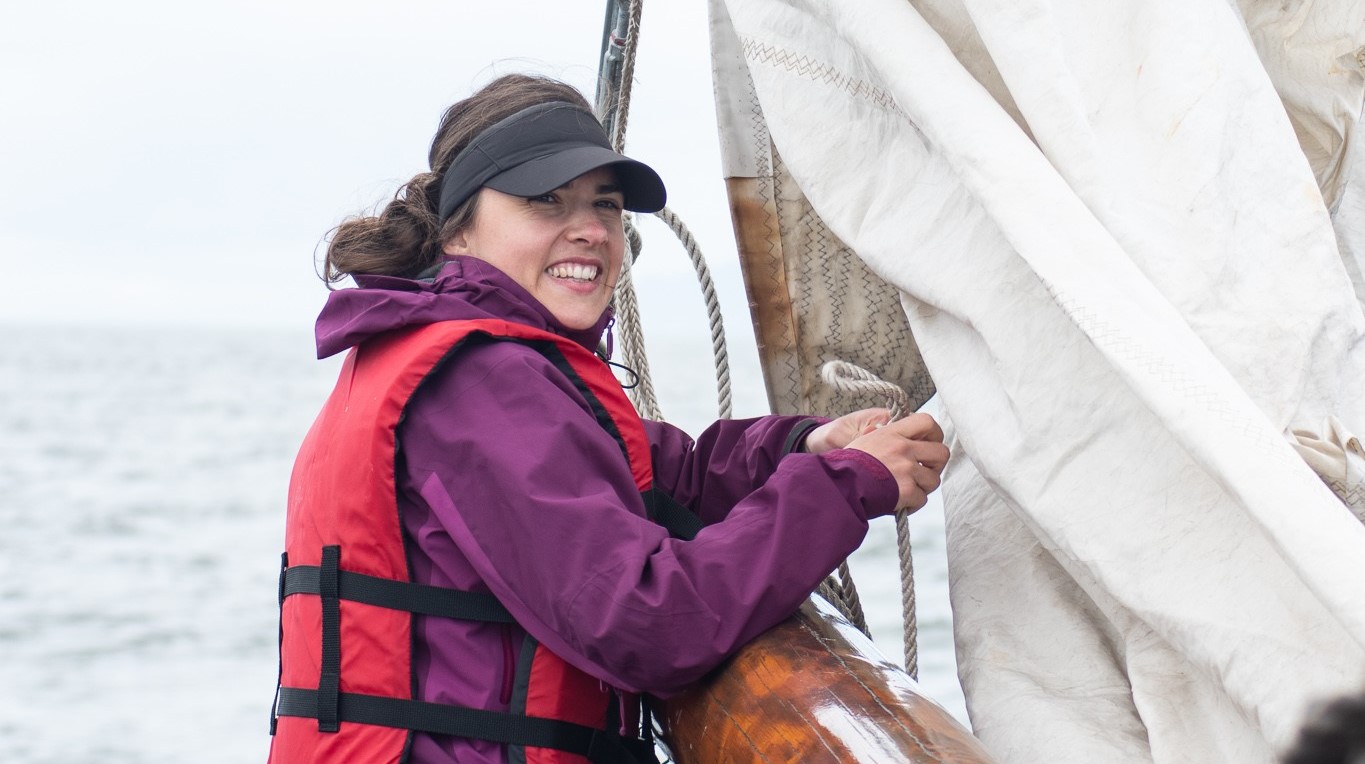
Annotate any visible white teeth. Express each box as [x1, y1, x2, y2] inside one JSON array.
[[547, 263, 600, 281]]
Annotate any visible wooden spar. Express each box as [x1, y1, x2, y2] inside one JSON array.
[[658, 596, 996, 763], [656, 174, 993, 762]]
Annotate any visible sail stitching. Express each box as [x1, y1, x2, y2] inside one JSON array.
[[740, 37, 904, 117]]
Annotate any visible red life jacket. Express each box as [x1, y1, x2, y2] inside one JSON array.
[[268, 319, 699, 764]]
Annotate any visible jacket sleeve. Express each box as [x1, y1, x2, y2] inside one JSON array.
[[642, 417, 827, 524], [397, 342, 897, 697]]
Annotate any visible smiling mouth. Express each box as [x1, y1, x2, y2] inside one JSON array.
[[546, 263, 600, 283]]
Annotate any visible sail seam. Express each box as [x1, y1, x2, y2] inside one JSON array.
[[739, 37, 904, 117]]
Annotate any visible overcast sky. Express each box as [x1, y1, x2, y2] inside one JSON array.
[[1, 1, 748, 342]]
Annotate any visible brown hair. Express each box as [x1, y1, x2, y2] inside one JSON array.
[[322, 74, 593, 283]]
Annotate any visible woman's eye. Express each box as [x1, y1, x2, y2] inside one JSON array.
[[528, 193, 557, 204], [596, 198, 624, 210]]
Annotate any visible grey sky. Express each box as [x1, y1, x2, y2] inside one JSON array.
[[1, 1, 747, 345]]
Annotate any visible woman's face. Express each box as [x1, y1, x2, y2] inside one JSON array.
[[443, 167, 626, 331]]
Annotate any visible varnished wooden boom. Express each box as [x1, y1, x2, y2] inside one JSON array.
[[658, 597, 995, 763]]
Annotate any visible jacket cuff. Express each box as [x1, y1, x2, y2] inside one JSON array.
[[820, 449, 900, 518]]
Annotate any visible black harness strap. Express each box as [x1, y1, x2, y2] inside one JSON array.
[[269, 552, 288, 735], [282, 565, 515, 623], [586, 690, 660, 764], [529, 339, 634, 468], [522, 337, 704, 546], [273, 333, 683, 762], [641, 488, 702, 542], [781, 417, 822, 456], [277, 687, 597, 752], [317, 545, 342, 732]]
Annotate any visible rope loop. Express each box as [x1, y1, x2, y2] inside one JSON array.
[[819, 359, 920, 678], [821, 360, 909, 421]]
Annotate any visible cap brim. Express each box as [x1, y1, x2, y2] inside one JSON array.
[[484, 144, 667, 213]]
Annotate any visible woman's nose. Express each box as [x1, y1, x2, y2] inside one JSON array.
[[567, 207, 610, 244]]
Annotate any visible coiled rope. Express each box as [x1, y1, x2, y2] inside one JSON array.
[[821, 361, 920, 679], [597, 0, 733, 421], [596, 0, 916, 677], [654, 208, 733, 419], [597, 0, 663, 420], [615, 223, 664, 420]]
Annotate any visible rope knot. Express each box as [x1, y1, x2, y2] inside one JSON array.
[[820, 360, 908, 421]]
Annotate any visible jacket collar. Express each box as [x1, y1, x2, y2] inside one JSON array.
[[314, 256, 613, 359]]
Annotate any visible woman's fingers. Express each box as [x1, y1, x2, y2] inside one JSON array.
[[881, 412, 944, 443], [898, 479, 929, 513], [845, 414, 950, 512], [909, 440, 950, 472], [855, 408, 893, 434], [805, 407, 893, 454]]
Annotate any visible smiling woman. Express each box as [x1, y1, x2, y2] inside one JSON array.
[[442, 168, 628, 330], [272, 73, 949, 764]]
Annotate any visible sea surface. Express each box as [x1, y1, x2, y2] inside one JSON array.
[[0, 323, 964, 763]]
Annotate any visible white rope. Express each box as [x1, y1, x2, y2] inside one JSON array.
[[654, 207, 733, 420], [609, 0, 643, 152], [615, 221, 663, 420], [599, 0, 735, 423], [821, 360, 909, 421], [821, 360, 920, 679], [816, 564, 870, 637], [598, 0, 664, 420], [597, 1, 918, 684], [894, 509, 919, 679], [600, 3, 910, 674]]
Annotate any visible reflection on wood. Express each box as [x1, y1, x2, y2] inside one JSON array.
[[659, 597, 995, 763]]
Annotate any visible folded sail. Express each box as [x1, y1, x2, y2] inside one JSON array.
[[710, 0, 1365, 761]]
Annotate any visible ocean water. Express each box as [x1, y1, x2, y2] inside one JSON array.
[[0, 323, 963, 763]]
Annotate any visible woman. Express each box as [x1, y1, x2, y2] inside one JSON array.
[[269, 74, 949, 764]]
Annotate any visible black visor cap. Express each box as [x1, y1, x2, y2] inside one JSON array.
[[438, 102, 667, 222]]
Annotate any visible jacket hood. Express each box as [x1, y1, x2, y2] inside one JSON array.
[[315, 256, 612, 359]]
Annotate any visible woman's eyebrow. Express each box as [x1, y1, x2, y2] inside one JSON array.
[[597, 183, 623, 195]]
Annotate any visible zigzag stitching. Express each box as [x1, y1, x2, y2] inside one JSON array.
[[1321, 476, 1365, 515], [740, 37, 904, 116]]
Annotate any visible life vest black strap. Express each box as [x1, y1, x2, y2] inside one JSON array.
[[275, 688, 655, 762], [782, 417, 823, 456], [282, 564, 516, 623], [317, 545, 342, 732], [592, 689, 661, 764], [269, 552, 288, 736], [526, 338, 635, 470], [509, 335, 703, 546], [641, 488, 702, 541]]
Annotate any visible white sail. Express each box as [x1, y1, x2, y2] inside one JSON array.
[[710, 0, 1365, 761]]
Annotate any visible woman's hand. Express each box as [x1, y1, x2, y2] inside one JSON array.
[[844, 413, 949, 514], [804, 408, 892, 455]]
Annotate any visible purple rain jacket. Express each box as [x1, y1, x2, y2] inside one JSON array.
[[313, 255, 898, 763]]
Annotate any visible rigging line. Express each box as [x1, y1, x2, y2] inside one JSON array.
[[614, 227, 663, 420], [597, 0, 662, 420], [820, 360, 920, 679], [655, 207, 733, 420], [596, 0, 735, 423], [609, 0, 644, 152], [593, 1, 625, 117]]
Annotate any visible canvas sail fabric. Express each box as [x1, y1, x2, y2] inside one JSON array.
[[709, 0, 1365, 762], [710, 0, 936, 418]]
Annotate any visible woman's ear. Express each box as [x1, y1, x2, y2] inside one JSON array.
[[442, 229, 471, 256]]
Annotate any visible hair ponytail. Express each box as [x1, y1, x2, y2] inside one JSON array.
[[322, 171, 443, 283], [320, 73, 592, 284]]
